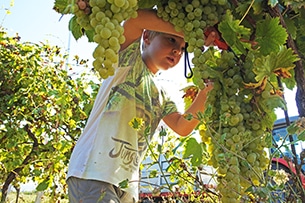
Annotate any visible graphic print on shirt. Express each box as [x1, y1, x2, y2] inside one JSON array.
[[109, 137, 138, 172]]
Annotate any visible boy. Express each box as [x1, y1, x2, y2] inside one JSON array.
[[67, 9, 215, 203]]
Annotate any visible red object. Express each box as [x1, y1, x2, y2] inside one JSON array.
[[204, 29, 229, 50]]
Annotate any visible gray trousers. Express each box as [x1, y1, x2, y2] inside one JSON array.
[[67, 177, 135, 203]]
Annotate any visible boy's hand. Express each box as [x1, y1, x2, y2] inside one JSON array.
[[204, 26, 228, 50]]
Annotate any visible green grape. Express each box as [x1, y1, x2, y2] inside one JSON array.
[[185, 22, 194, 32], [230, 127, 238, 135], [231, 105, 241, 114], [192, 0, 200, 7], [246, 153, 257, 164], [185, 4, 193, 13], [232, 134, 240, 142], [218, 166, 228, 175], [218, 0, 227, 5], [100, 28, 112, 39], [113, 0, 125, 8], [202, 6, 212, 14], [187, 12, 195, 20], [261, 90, 270, 99], [194, 8, 202, 17], [221, 103, 229, 111], [229, 156, 239, 165], [168, 1, 176, 9], [96, 0, 106, 7]]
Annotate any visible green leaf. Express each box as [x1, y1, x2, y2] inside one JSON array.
[[298, 131, 305, 141], [287, 124, 298, 135], [183, 138, 202, 166], [252, 0, 264, 15], [265, 132, 273, 148], [157, 144, 162, 153], [159, 126, 167, 136], [138, 0, 156, 9], [218, 11, 251, 55], [85, 29, 95, 43], [36, 180, 49, 191], [69, 16, 84, 41], [53, 0, 69, 14], [148, 169, 158, 178], [256, 17, 288, 56], [284, 16, 297, 40], [260, 94, 286, 112], [119, 179, 129, 189], [268, 0, 279, 7]]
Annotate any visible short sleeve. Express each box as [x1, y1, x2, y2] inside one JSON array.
[[160, 89, 178, 117]]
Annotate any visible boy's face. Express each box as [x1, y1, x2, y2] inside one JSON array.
[[142, 31, 185, 74]]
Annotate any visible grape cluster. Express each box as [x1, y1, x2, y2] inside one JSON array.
[[73, 0, 138, 79], [196, 49, 273, 202]]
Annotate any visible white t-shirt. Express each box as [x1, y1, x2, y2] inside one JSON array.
[[67, 40, 177, 200]]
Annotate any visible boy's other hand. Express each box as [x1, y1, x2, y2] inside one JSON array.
[[204, 26, 228, 50]]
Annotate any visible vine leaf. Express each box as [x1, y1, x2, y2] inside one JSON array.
[[138, 0, 156, 9], [69, 16, 83, 41], [53, 0, 69, 14], [85, 29, 95, 42], [253, 47, 298, 82], [284, 17, 297, 40], [260, 95, 287, 113], [36, 180, 50, 191], [256, 17, 288, 56], [268, 0, 279, 7], [218, 11, 251, 55], [183, 137, 202, 166]]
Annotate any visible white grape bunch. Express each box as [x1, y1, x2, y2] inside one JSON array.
[[197, 49, 272, 202], [72, 0, 138, 79]]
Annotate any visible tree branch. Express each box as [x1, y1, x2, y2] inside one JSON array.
[[1, 124, 39, 203]]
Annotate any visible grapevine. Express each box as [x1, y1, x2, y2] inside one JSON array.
[[53, 0, 302, 202], [195, 49, 270, 202]]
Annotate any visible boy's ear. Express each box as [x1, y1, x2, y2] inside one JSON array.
[[142, 30, 150, 45]]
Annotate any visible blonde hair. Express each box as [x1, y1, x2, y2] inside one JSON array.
[[142, 30, 161, 50], [145, 30, 161, 39]]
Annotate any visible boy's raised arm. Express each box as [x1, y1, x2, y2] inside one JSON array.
[[120, 9, 184, 51]]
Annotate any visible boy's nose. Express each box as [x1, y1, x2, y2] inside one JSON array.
[[173, 48, 182, 56]]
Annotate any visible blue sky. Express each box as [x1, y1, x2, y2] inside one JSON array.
[[1, 0, 96, 63], [0, 0, 298, 119]]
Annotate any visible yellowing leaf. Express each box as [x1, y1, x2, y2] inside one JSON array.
[[253, 47, 298, 81], [244, 76, 267, 93], [273, 67, 293, 78]]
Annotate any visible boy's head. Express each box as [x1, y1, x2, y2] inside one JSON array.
[[142, 30, 185, 74]]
